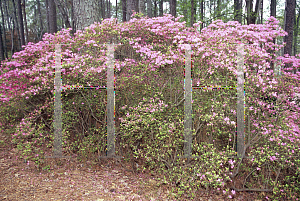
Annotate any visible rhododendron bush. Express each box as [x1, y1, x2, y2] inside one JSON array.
[[0, 13, 300, 199]]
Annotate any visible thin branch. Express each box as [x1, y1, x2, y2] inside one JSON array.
[[79, 90, 102, 123], [231, 187, 273, 192]]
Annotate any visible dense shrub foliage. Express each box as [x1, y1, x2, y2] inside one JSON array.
[[0, 12, 300, 199]]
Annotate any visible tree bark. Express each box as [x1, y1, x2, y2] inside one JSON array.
[[45, 0, 50, 33], [37, 0, 44, 41], [234, 0, 242, 24], [170, 0, 176, 18], [135, 0, 139, 13], [21, 0, 28, 45], [158, 0, 163, 16], [183, 0, 187, 23], [153, 0, 157, 17], [127, 0, 135, 20], [293, 5, 300, 57], [12, 0, 21, 50], [284, 0, 296, 72], [16, 0, 25, 48], [73, 0, 100, 31], [49, 0, 57, 34], [200, 0, 204, 29], [106, 0, 111, 18], [260, 0, 263, 23], [122, 0, 126, 22], [267, 0, 277, 72], [3, 0, 13, 58], [139, 0, 146, 16], [0, 23, 5, 61], [53, 0, 72, 29], [101, 0, 106, 19], [270, 0, 276, 17], [0, 0, 7, 59], [115, 0, 118, 18], [147, 0, 152, 18], [191, 0, 196, 27], [245, 0, 261, 25]]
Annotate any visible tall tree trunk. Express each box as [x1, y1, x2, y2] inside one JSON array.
[[0, 23, 5, 61], [12, 0, 21, 51], [153, 0, 157, 17], [147, 0, 152, 18], [158, 0, 163, 16], [135, 0, 139, 13], [22, 0, 28, 45], [270, 0, 276, 17], [115, 0, 118, 18], [284, 0, 296, 56], [53, 0, 71, 29], [101, 0, 106, 19], [200, 0, 204, 29], [215, 0, 221, 19], [45, 0, 50, 33], [268, 0, 276, 72], [34, 4, 39, 42], [106, 0, 110, 18], [49, 0, 57, 34], [70, 0, 75, 34], [122, 0, 126, 22], [73, 0, 100, 31], [37, 0, 44, 41], [11, 15, 16, 55], [190, 0, 196, 27], [245, 0, 261, 25], [127, 0, 135, 20], [234, 0, 242, 24], [170, 0, 176, 18], [109, 0, 111, 18], [139, 0, 146, 16], [260, 0, 263, 23], [293, 5, 300, 58], [284, 0, 296, 72], [17, 0, 25, 48], [0, 0, 7, 59], [4, 0, 13, 58], [183, 0, 187, 23]]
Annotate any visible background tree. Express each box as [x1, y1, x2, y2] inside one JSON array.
[[21, 0, 28, 45], [245, 0, 261, 25], [200, 0, 204, 29], [169, 0, 176, 18], [127, 0, 135, 20], [49, 0, 57, 34], [147, 0, 152, 18], [12, 0, 21, 50], [122, 0, 126, 22], [17, 0, 24, 48], [284, 0, 296, 72], [139, 0, 146, 16], [0, 0, 8, 59], [73, 0, 100, 31], [294, 3, 300, 60], [0, 23, 4, 60], [269, 0, 277, 71], [159, 0, 163, 16], [190, 0, 196, 27]]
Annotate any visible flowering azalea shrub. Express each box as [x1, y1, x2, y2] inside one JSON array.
[[0, 12, 300, 199]]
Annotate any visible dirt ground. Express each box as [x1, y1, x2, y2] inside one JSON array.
[[0, 133, 266, 201]]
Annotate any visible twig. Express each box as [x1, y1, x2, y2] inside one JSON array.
[[78, 90, 102, 123], [231, 187, 273, 192]]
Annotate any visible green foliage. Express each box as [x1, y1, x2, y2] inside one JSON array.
[[118, 91, 236, 197]]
